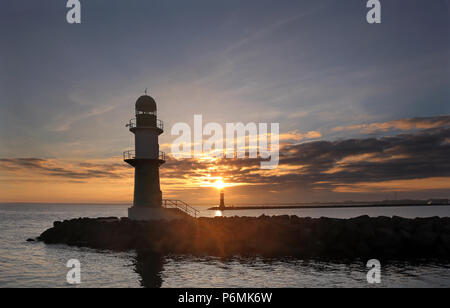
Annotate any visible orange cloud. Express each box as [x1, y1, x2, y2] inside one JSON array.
[[0, 158, 134, 203], [279, 130, 322, 142], [332, 116, 450, 133]]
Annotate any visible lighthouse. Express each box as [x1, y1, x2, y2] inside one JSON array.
[[219, 190, 225, 210], [124, 94, 166, 221]]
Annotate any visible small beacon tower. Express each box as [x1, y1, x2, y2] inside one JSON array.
[[124, 94, 165, 221], [219, 190, 225, 210]]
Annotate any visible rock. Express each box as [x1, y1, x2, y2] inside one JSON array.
[[350, 215, 371, 224], [441, 234, 450, 248]]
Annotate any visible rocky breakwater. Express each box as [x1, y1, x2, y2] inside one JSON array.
[[38, 215, 450, 259]]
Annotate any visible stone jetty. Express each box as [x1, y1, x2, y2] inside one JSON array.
[[38, 215, 450, 259]]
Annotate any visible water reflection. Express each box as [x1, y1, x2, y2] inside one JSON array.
[[132, 255, 450, 288], [215, 210, 223, 217], [133, 250, 164, 288]]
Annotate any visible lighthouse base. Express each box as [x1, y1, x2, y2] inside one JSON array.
[[128, 206, 190, 221]]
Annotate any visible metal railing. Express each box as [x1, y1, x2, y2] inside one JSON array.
[[123, 150, 166, 161], [126, 118, 164, 130], [163, 199, 200, 218], [123, 150, 135, 160]]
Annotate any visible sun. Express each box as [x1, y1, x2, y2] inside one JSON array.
[[214, 179, 226, 190]]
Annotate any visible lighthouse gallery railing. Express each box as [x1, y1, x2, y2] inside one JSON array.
[[126, 118, 164, 131], [123, 150, 166, 161]]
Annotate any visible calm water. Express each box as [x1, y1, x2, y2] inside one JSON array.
[[1, 203, 450, 288]]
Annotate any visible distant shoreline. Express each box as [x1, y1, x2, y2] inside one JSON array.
[[208, 203, 450, 211]]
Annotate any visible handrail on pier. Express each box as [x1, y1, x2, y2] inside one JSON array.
[[163, 199, 200, 218]]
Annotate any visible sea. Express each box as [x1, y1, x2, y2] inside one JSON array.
[[0, 203, 449, 288]]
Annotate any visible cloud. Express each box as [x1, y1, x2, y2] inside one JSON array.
[[162, 125, 450, 194], [333, 177, 450, 193], [1, 119, 449, 199], [278, 126, 450, 184], [224, 3, 328, 54], [0, 158, 131, 180], [279, 130, 322, 142], [51, 105, 116, 132], [332, 115, 450, 134]]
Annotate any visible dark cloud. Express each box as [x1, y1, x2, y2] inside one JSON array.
[[280, 127, 450, 187]]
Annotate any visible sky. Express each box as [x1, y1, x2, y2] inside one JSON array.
[[0, 0, 449, 204]]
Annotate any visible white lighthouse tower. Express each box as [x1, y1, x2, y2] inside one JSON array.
[[124, 93, 199, 221], [124, 93, 167, 221]]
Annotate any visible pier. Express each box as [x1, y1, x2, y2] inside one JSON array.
[[38, 215, 450, 259], [208, 202, 450, 211]]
